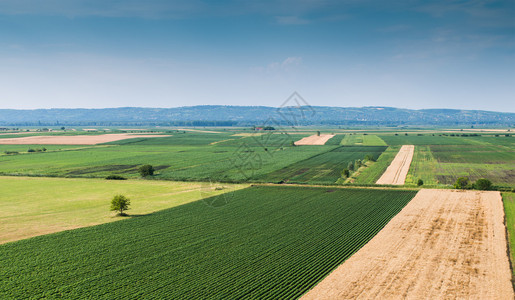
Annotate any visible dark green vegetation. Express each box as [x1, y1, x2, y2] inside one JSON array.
[[139, 164, 155, 177], [0, 186, 416, 299], [324, 134, 345, 145], [258, 146, 386, 184]]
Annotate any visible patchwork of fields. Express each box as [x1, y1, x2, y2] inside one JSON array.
[[0, 186, 416, 299], [1, 129, 514, 298]]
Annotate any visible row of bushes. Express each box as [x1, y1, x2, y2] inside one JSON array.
[[454, 177, 493, 190], [3, 148, 47, 155], [27, 148, 47, 152]]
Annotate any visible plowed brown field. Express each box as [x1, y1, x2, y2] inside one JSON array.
[[302, 189, 514, 300], [294, 134, 335, 145], [0, 134, 170, 145]]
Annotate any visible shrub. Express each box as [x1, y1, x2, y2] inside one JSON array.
[[473, 178, 492, 190], [454, 177, 470, 189], [27, 148, 36, 152], [341, 169, 350, 178], [139, 165, 155, 177], [4, 151, 19, 155], [417, 179, 423, 186], [364, 154, 375, 162], [355, 159, 362, 168], [347, 161, 354, 171], [105, 175, 127, 180]]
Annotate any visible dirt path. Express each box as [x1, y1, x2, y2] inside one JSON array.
[[302, 189, 514, 300], [0, 134, 170, 145], [376, 145, 414, 185], [294, 134, 335, 145]]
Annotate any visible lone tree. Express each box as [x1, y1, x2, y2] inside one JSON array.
[[316, 131, 321, 136], [341, 169, 350, 178], [417, 179, 424, 186], [139, 164, 155, 177], [110, 194, 130, 215], [454, 177, 469, 189]]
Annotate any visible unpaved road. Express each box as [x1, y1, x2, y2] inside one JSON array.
[[0, 134, 170, 145], [294, 134, 335, 145], [376, 145, 414, 185], [302, 189, 514, 300]]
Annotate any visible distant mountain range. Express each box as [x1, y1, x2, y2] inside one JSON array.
[[0, 106, 514, 127]]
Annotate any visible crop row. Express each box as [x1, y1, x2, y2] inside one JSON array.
[[0, 186, 416, 299]]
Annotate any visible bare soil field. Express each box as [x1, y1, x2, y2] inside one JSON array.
[[302, 189, 514, 300], [294, 134, 335, 145], [0, 134, 170, 145], [376, 145, 414, 185]]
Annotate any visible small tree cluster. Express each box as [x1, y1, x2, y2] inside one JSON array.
[[453, 177, 492, 190], [364, 154, 376, 162]]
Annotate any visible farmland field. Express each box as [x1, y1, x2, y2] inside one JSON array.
[[0, 186, 416, 299], [405, 143, 515, 186], [303, 189, 514, 299], [353, 146, 400, 184], [0, 176, 246, 244], [256, 146, 387, 184], [0, 132, 332, 182], [341, 134, 386, 146]]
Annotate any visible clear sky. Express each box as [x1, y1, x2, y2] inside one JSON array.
[[0, 0, 514, 111]]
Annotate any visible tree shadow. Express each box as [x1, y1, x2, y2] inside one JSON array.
[[112, 212, 156, 219]]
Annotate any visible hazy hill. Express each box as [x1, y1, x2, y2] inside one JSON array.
[[0, 106, 513, 126]]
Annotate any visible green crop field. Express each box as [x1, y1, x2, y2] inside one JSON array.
[[503, 192, 515, 277], [378, 134, 491, 146], [0, 186, 416, 299], [404, 142, 515, 187], [340, 134, 386, 146], [0, 132, 333, 182], [257, 146, 387, 184], [325, 134, 345, 145], [0, 176, 246, 244]]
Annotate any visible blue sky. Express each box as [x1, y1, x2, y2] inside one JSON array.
[[0, 0, 514, 111]]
